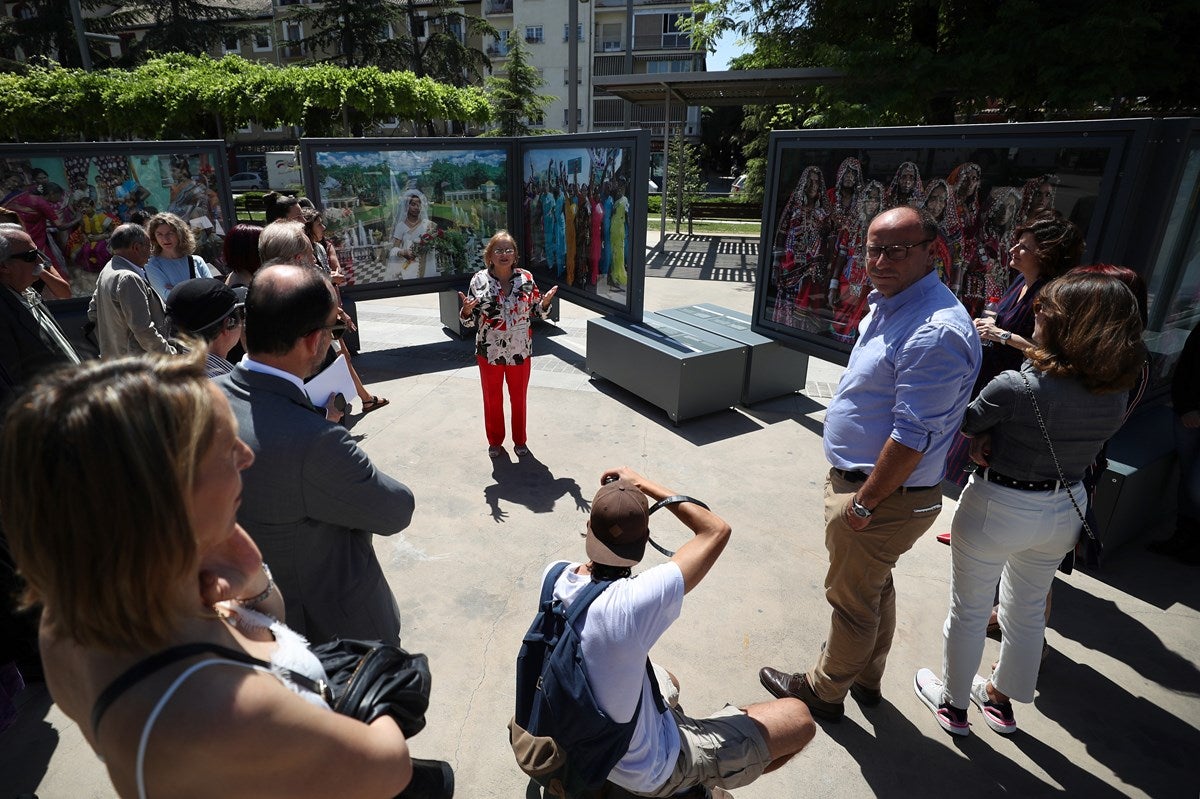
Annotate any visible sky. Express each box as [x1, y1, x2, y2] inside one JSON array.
[[707, 28, 742, 71]]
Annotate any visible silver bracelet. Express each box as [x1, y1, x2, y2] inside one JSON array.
[[236, 563, 274, 608]]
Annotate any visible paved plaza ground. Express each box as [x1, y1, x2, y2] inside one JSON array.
[[2, 234, 1198, 798]]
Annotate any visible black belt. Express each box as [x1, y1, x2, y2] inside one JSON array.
[[832, 468, 938, 493], [984, 469, 1063, 492]]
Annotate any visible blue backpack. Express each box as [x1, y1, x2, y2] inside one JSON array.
[[509, 562, 665, 797]]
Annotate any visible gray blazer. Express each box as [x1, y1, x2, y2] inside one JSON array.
[[86, 255, 174, 358], [217, 364, 415, 645]]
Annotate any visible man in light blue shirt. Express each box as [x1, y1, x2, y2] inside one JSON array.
[[760, 206, 980, 722]]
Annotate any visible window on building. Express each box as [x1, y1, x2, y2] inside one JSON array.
[[563, 67, 582, 85], [562, 109, 582, 126], [412, 14, 428, 40], [525, 25, 543, 44], [223, 34, 240, 54], [646, 59, 693, 74], [662, 12, 691, 48], [282, 21, 304, 57], [563, 23, 583, 42], [529, 112, 544, 127], [600, 22, 622, 51], [489, 29, 510, 56], [447, 18, 463, 43], [253, 30, 272, 52]]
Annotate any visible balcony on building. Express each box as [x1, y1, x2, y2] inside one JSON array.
[[485, 0, 514, 13]]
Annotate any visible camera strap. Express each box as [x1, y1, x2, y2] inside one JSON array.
[[646, 495, 710, 557]]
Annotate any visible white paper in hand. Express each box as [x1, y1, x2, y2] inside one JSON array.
[[303, 352, 357, 409]]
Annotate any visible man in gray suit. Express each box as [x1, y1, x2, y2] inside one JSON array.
[[217, 264, 414, 644], [86, 223, 175, 358]]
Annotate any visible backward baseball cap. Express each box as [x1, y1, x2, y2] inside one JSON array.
[[585, 479, 650, 567]]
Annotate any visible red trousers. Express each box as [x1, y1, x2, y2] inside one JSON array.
[[476, 355, 531, 447]]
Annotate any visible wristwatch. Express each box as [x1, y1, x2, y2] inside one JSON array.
[[850, 496, 873, 518], [996, 330, 1012, 344]]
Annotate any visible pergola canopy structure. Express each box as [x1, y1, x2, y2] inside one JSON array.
[[592, 69, 845, 237], [592, 68, 844, 108]]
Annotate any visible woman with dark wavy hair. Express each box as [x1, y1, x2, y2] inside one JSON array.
[[939, 210, 1085, 496], [915, 271, 1143, 738]]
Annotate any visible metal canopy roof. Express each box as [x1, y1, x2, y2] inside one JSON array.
[[591, 68, 844, 107]]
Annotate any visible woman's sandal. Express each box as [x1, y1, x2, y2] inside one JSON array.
[[360, 396, 390, 413]]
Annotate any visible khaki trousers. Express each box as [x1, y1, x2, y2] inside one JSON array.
[[809, 469, 942, 702]]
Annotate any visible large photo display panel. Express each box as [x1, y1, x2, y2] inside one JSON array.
[[302, 139, 511, 297], [753, 124, 1138, 362], [1, 141, 231, 299], [517, 130, 649, 319]]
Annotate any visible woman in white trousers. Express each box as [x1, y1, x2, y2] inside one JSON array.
[[916, 270, 1145, 737]]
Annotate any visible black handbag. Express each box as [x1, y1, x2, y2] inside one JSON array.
[[311, 638, 431, 738], [92, 639, 431, 741]]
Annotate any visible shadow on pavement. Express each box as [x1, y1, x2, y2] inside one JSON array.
[[825, 695, 1127, 798], [1049, 578, 1200, 695], [0, 683, 57, 796], [1034, 653, 1199, 797], [484, 452, 591, 524], [1069, 544, 1200, 613]]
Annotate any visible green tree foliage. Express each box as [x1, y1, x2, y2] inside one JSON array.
[[124, 0, 257, 59], [693, 0, 1200, 123], [483, 39, 554, 137], [664, 136, 706, 219], [289, 0, 496, 88], [0, 0, 133, 69], [0, 53, 489, 142]]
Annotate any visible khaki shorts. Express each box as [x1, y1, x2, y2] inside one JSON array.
[[636, 704, 771, 797]]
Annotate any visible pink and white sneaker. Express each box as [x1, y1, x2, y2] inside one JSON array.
[[971, 675, 1017, 734], [914, 668, 970, 736]]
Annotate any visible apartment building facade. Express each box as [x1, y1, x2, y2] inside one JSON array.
[[3, 0, 701, 146], [481, 0, 704, 140]]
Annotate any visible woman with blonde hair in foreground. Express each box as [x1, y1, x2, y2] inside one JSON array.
[[0, 351, 423, 798]]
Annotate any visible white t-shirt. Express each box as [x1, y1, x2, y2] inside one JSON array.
[[548, 560, 685, 793]]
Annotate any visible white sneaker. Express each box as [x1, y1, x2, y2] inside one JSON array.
[[970, 675, 1017, 734], [914, 668, 970, 736]]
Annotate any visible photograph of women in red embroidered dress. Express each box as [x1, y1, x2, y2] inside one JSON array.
[[885, 161, 924, 209], [771, 165, 831, 331], [980, 186, 1024, 306], [749, 135, 1116, 356], [829, 180, 884, 343], [921, 178, 959, 287], [826, 157, 862, 235], [1018, 174, 1057, 224], [949, 162, 987, 317]]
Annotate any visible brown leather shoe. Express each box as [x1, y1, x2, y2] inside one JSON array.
[[758, 666, 844, 721], [849, 682, 882, 707]]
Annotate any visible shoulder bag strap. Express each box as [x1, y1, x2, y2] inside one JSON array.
[[91, 642, 270, 736], [189, 256, 198, 280], [1018, 370, 1095, 538], [644, 495, 710, 557]]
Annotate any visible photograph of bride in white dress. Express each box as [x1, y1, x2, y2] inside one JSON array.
[[310, 145, 509, 287]]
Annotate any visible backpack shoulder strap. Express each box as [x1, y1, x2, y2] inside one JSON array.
[[91, 642, 270, 736], [539, 561, 570, 606], [189, 255, 198, 280]]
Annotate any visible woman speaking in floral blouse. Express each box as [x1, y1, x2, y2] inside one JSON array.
[[458, 230, 557, 459]]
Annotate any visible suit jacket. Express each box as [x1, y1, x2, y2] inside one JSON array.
[[217, 364, 415, 645], [0, 285, 78, 409], [86, 255, 174, 358]]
